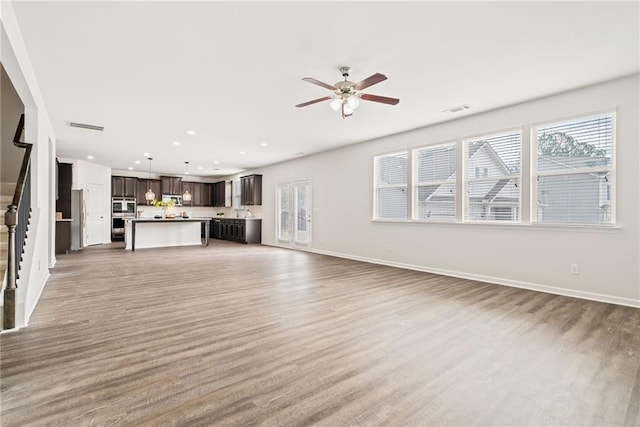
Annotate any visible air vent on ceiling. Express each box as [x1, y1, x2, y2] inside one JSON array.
[[442, 104, 470, 114], [67, 121, 104, 131]]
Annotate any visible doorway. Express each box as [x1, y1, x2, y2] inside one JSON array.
[[277, 180, 311, 246], [85, 183, 104, 246]]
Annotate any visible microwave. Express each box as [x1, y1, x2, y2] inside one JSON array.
[[112, 198, 136, 216], [162, 195, 182, 207]]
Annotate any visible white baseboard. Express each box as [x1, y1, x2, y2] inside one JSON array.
[[263, 243, 640, 308], [24, 270, 50, 326]]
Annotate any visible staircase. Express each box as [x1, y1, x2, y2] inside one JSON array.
[[0, 182, 14, 286]]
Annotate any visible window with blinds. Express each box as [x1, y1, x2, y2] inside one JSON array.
[[413, 142, 456, 221], [463, 131, 521, 222], [532, 113, 614, 224], [374, 151, 408, 219]]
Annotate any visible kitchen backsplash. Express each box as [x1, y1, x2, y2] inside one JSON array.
[[136, 205, 262, 219]]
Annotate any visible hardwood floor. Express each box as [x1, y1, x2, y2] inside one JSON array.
[[1, 241, 639, 426]]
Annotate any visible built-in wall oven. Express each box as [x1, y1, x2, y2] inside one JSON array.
[[112, 198, 136, 216], [112, 198, 136, 240]]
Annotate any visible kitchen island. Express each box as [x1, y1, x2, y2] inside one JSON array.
[[124, 217, 210, 251]]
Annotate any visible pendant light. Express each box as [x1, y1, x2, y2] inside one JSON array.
[[182, 161, 192, 202], [144, 157, 155, 204]]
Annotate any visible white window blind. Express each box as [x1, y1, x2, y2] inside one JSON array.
[[533, 113, 614, 224], [464, 131, 521, 222], [374, 151, 408, 219], [414, 142, 456, 221]]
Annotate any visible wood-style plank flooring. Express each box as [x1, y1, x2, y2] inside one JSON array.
[[2, 241, 639, 426]]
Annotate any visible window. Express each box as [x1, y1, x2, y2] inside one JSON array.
[[464, 131, 521, 222], [532, 113, 614, 224], [413, 142, 456, 221], [374, 151, 408, 219]]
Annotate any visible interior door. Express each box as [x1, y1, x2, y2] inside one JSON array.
[[277, 180, 311, 246], [86, 183, 104, 246]]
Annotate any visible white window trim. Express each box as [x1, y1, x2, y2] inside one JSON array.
[[530, 111, 616, 226], [373, 150, 409, 221], [412, 141, 456, 222], [461, 129, 523, 224]]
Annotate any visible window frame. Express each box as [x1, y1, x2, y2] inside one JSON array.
[[530, 111, 616, 226], [462, 129, 523, 224], [373, 150, 409, 220], [412, 141, 457, 222]]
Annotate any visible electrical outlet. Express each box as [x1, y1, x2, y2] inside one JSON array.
[[570, 264, 579, 275]]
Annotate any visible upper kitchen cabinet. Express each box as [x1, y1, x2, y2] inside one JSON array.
[[112, 176, 137, 198], [136, 179, 161, 205], [160, 176, 182, 195], [191, 182, 210, 207], [240, 174, 262, 206], [211, 180, 232, 207]]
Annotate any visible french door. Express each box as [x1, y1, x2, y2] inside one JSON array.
[[277, 180, 311, 246]]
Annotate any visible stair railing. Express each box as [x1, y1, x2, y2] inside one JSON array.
[[4, 114, 32, 330]]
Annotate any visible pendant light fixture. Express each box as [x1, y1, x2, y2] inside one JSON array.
[[182, 161, 192, 202], [144, 157, 156, 204]]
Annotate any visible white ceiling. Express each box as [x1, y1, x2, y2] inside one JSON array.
[[10, 1, 639, 177]]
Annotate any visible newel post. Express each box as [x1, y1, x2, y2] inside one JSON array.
[[4, 205, 18, 330]]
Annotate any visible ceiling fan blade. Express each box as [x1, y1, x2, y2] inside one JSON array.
[[360, 93, 400, 105], [295, 96, 332, 108], [353, 73, 387, 91], [302, 77, 337, 91]]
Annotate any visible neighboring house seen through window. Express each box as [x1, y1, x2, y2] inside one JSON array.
[[463, 131, 522, 222], [532, 113, 614, 224], [413, 142, 456, 221]]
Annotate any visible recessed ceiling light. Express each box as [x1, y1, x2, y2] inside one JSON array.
[[128, 167, 134, 170], [197, 166, 203, 170], [213, 160, 219, 164], [134, 160, 141, 164], [260, 142, 268, 147], [143, 152, 150, 157], [87, 155, 95, 160], [239, 151, 246, 155], [186, 130, 196, 135], [172, 141, 181, 146]]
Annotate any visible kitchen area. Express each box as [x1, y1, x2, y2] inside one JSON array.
[[56, 160, 262, 253]]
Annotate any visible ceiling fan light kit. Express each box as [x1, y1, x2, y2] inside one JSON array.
[[296, 66, 399, 119]]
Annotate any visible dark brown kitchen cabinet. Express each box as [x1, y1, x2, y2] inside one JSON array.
[[136, 179, 161, 205], [112, 176, 137, 197], [160, 176, 182, 195], [211, 181, 231, 207], [190, 182, 210, 207], [56, 162, 72, 218], [240, 174, 262, 206], [199, 183, 211, 206], [216, 218, 261, 244]]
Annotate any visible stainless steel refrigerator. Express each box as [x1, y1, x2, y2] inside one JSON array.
[[70, 189, 85, 250]]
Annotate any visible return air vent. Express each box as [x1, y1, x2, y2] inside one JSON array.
[[67, 121, 104, 131], [442, 104, 470, 114]]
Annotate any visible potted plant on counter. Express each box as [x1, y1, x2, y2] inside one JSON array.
[[151, 199, 176, 218]]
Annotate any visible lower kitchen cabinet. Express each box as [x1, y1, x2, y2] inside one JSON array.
[[211, 218, 261, 244]]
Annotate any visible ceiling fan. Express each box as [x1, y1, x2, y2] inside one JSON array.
[[295, 66, 400, 119]]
